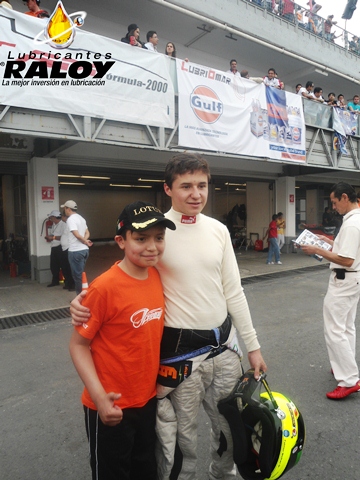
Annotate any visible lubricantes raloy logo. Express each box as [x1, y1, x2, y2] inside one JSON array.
[[1, 1, 115, 85]]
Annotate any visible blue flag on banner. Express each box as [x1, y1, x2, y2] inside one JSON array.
[[332, 107, 348, 154]]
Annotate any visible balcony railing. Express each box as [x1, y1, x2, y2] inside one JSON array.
[[244, 0, 359, 54], [302, 97, 360, 135]]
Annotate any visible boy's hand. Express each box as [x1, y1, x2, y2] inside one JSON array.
[[70, 291, 90, 326], [97, 392, 123, 426]]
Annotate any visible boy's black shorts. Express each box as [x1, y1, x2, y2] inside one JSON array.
[[84, 396, 157, 480]]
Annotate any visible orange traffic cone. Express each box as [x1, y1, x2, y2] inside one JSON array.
[[10, 262, 17, 278], [81, 272, 89, 291], [59, 269, 65, 283]]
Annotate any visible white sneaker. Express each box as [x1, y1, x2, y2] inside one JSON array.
[[276, 261, 282, 265], [266, 262, 274, 265]]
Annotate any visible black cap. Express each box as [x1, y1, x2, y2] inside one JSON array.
[[116, 201, 176, 235]]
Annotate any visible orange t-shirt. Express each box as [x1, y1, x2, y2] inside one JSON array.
[[25, 10, 49, 17], [76, 262, 164, 410]]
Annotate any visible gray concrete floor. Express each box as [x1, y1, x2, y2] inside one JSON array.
[[4, 244, 354, 480], [0, 242, 328, 318], [1, 268, 360, 479]]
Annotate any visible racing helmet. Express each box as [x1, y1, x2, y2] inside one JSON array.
[[218, 369, 305, 480]]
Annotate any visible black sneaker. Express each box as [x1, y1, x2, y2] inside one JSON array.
[[47, 283, 59, 288]]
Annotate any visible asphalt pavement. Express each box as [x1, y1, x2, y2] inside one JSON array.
[[1, 245, 359, 479], [0, 242, 327, 318]]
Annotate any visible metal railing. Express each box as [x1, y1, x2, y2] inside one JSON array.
[[302, 98, 360, 135], [245, 0, 359, 54]]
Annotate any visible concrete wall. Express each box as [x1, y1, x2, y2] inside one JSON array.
[[306, 189, 318, 224], [247, 181, 274, 245]]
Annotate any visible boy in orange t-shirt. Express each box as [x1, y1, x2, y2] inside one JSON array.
[[69, 201, 175, 480]]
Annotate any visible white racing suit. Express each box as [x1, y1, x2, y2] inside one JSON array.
[[156, 316, 243, 480]]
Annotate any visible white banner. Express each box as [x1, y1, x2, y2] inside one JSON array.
[[177, 60, 306, 162], [0, 5, 174, 128]]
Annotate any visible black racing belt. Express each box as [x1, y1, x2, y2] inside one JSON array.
[[333, 268, 358, 280], [160, 314, 232, 360]]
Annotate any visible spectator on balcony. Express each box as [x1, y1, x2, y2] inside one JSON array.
[[165, 42, 176, 57], [324, 15, 337, 42], [313, 87, 325, 103], [240, 69, 263, 83], [121, 24, 146, 49], [330, 31, 343, 43], [326, 92, 337, 106], [305, 1, 322, 35], [337, 94, 347, 109], [348, 95, 360, 114], [165, 42, 188, 62], [263, 68, 281, 88], [295, 83, 302, 94], [276, 73, 285, 90], [145, 31, 159, 53], [273, 0, 280, 15], [227, 59, 240, 77], [305, 0, 321, 20], [309, 14, 323, 35], [265, 0, 274, 13], [296, 6, 306, 28], [298, 81, 315, 100], [349, 36, 359, 55], [280, 0, 295, 23], [24, 0, 49, 18]]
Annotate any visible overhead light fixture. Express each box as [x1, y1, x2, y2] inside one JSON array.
[[58, 174, 80, 178], [197, 24, 212, 33], [315, 68, 328, 76], [110, 184, 152, 188], [58, 174, 110, 180], [138, 178, 164, 183], [225, 33, 237, 41], [81, 175, 111, 180], [186, 24, 215, 47], [225, 182, 246, 186], [59, 182, 85, 185], [215, 187, 221, 190]]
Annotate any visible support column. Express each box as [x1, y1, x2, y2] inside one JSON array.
[[305, 189, 318, 225], [28, 157, 59, 283], [2, 175, 15, 237], [247, 181, 274, 244], [275, 176, 296, 250]]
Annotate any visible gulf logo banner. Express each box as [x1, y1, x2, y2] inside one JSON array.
[[0, 6, 174, 128], [177, 59, 306, 162]]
